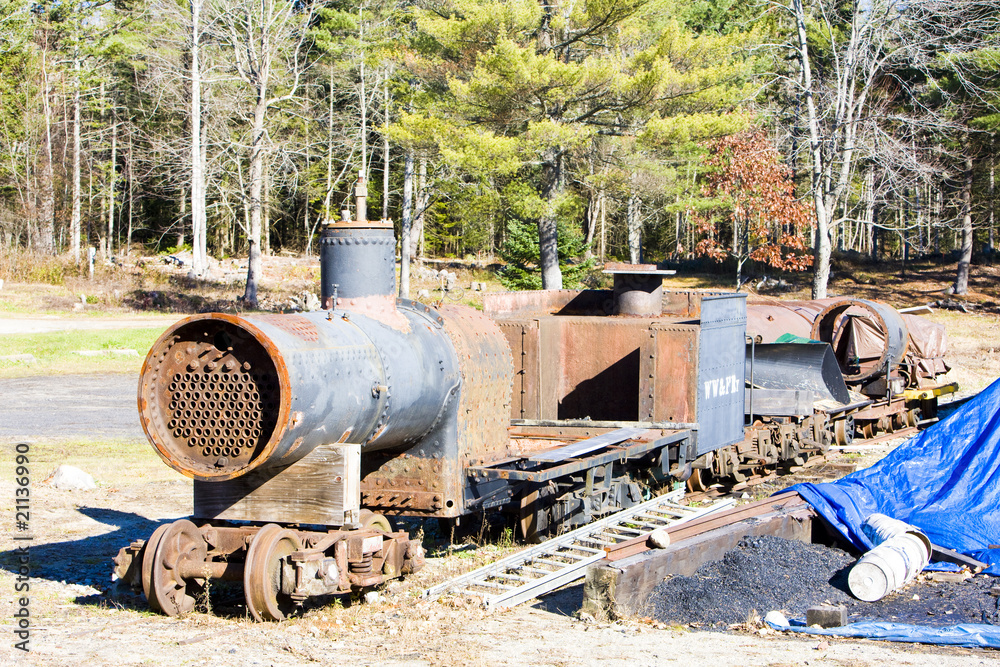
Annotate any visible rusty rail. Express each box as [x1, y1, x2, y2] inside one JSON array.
[[603, 492, 811, 561]]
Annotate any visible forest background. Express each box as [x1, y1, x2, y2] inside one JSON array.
[[0, 0, 998, 307]]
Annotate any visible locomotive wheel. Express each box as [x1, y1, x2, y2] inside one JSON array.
[[834, 416, 855, 447], [892, 412, 906, 431], [244, 524, 303, 622], [859, 421, 875, 439], [906, 408, 920, 428], [686, 468, 708, 493], [359, 509, 392, 533], [140, 523, 170, 607], [142, 519, 207, 616]]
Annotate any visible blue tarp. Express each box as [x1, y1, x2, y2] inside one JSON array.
[[786, 376, 1000, 575], [765, 618, 1000, 649]]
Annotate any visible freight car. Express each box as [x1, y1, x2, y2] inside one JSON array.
[[113, 178, 952, 619]]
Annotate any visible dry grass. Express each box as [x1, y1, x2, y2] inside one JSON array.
[[925, 309, 1000, 396], [7, 438, 178, 486]]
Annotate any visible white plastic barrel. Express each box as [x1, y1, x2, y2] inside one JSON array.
[[861, 513, 933, 554], [848, 515, 932, 602]]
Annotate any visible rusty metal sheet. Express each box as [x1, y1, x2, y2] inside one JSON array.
[[553, 317, 654, 422], [746, 304, 816, 342], [660, 291, 709, 318], [253, 314, 320, 342], [639, 328, 657, 421], [439, 304, 515, 465], [497, 320, 540, 420], [360, 304, 514, 519], [649, 323, 700, 424], [483, 290, 604, 317]]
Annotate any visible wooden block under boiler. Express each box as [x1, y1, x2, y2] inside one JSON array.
[[193, 443, 361, 526]]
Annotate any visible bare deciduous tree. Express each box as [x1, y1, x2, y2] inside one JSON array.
[[779, 0, 998, 297], [214, 0, 316, 307]]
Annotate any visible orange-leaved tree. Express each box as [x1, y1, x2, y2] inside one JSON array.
[[692, 130, 813, 289]]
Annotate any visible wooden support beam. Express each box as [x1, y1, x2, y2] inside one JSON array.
[[193, 443, 361, 527]]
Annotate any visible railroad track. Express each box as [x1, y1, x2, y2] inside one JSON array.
[[422, 490, 735, 609]]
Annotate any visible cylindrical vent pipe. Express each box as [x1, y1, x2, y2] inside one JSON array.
[[603, 264, 675, 316], [319, 177, 395, 307]]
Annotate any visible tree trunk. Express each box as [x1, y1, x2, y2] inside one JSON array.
[[399, 149, 414, 298], [38, 53, 56, 255], [109, 117, 117, 254], [382, 74, 390, 221], [263, 166, 271, 256], [178, 189, 187, 249], [990, 136, 995, 252], [538, 148, 563, 289], [190, 0, 207, 276], [627, 184, 641, 264], [599, 190, 607, 263], [412, 156, 426, 258], [71, 55, 82, 263], [127, 133, 134, 251], [358, 8, 367, 180], [792, 0, 832, 298], [323, 65, 335, 221], [244, 91, 267, 307], [583, 191, 596, 260], [953, 154, 974, 294]]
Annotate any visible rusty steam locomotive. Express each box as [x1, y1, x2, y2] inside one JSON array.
[[114, 179, 954, 619]]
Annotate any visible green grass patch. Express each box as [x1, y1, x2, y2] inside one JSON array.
[[0, 328, 162, 378], [1, 438, 182, 485]]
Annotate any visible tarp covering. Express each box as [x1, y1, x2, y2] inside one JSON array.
[[903, 313, 951, 379], [841, 315, 884, 377], [765, 618, 1000, 649], [786, 376, 1000, 575]]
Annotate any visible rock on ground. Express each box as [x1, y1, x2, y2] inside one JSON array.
[[46, 464, 97, 490]]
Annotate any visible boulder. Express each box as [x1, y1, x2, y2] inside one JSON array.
[[47, 465, 97, 491]]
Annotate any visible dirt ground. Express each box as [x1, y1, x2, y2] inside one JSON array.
[[1, 459, 997, 667], [1, 258, 1000, 665]]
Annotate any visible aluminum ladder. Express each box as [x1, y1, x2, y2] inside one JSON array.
[[422, 490, 735, 609]]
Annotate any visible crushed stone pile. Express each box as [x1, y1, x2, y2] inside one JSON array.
[[647, 535, 1000, 630]]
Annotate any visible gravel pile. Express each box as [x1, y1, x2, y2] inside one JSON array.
[[647, 535, 1000, 629]]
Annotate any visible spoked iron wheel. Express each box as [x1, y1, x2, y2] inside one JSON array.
[[244, 524, 303, 622], [834, 415, 855, 447], [141, 519, 207, 616]]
